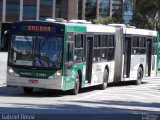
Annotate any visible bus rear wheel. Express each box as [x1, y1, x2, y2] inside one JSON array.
[[99, 69, 108, 90], [23, 87, 33, 94], [71, 73, 80, 95], [135, 67, 143, 85]]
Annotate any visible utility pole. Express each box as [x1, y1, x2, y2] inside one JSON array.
[[109, 0, 112, 17], [96, 0, 100, 18], [121, 0, 124, 23], [82, 0, 86, 20]]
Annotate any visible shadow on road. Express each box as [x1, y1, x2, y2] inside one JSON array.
[[0, 100, 160, 118], [107, 81, 148, 88], [0, 80, 149, 97]]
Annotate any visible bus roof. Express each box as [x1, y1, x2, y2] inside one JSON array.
[[124, 27, 157, 37], [12, 21, 158, 36], [86, 24, 116, 33]]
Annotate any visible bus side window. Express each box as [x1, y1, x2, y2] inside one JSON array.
[[101, 35, 108, 61], [93, 35, 101, 62], [132, 36, 139, 54], [152, 37, 157, 55], [74, 34, 83, 62], [1, 30, 10, 52], [66, 42, 73, 62], [107, 35, 115, 61], [139, 37, 146, 54]]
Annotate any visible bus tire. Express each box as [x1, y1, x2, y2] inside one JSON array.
[[99, 69, 108, 90], [71, 73, 80, 95], [23, 87, 33, 94], [135, 67, 143, 85]]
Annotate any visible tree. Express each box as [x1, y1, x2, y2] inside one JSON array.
[[130, 0, 160, 30], [92, 17, 120, 25]]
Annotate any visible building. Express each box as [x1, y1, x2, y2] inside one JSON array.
[[0, 0, 135, 45], [78, 0, 135, 23], [0, 0, 56, 22], [0, 0, 135, 23]]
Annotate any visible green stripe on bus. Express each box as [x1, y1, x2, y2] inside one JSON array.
[[13, 68, 56, 79]]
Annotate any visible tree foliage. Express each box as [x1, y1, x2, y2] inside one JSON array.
[[92, 17, 120, 25], [130, 0, 160, 30]]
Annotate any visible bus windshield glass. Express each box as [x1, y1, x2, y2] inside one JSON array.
[[9, 34, 63, 69]]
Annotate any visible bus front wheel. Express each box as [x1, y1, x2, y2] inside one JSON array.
[[23, 87, 33, 94], [135, 67, 143, 85], [99, 69, 109, 90], [71, 73, 80, 95]]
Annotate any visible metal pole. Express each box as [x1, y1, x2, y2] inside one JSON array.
[[20, 0, 23, 21], [2, 0, 6, 22], [36, 0, 40, 20], [82, 0, 86, 20], [121, 0, 124, 23], [52, 0, 56, 18], [109, 0, 112, 17], [96, 0, 99, 18]]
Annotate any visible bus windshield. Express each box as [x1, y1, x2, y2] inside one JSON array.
[[9, 34, 63, 69]]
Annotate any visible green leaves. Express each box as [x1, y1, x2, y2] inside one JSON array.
[[92, 17, 120, 25], [131, 0, 160, 30]]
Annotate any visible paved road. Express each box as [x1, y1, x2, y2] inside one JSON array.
[[0, 75, 160, 120]]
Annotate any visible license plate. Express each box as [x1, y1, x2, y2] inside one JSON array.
[[29, 80, 38, 84]]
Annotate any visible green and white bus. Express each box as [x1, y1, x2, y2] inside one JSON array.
[[6, 20, 158, 94]]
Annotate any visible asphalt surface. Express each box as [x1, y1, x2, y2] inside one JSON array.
[[0, 72, 159, 120]]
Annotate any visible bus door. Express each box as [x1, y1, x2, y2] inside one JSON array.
[[65, 33, 74, 76], [86, 35, 93, 83], [123, 37, 131, 78], [146, 38, 152, 76]]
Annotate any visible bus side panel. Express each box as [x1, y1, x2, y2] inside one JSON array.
[[108, 61, 115, 83], [156, 33, 159, 75], [63, 63, 84, 90], [126, 55, 146, 80], [151, 55, 157, 77], [82, 61, 115, 86], [151, 35, 158, 77], [0, 52, 8, 84], [89, 63, 103, 85]]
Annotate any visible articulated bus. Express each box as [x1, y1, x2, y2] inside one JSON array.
[[6, 20, 158, 94]]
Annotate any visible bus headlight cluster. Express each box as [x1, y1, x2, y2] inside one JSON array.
[[7, 67, 19, 76], [48, 70, 62, 79]]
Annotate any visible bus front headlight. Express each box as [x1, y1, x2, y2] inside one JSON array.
[[48, 70, 62, 79], [7, 67, 19, 76]]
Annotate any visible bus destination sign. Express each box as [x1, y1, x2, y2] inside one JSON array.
[[13, 23, 64, 35], [27, 25, 51, 32]]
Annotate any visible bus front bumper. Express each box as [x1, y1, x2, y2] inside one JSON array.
[[6, 74, 64, 90]]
